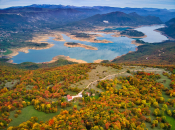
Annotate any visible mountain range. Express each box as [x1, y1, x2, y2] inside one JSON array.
[[68, 11, 162, 27], [1, 5, 170, 32], [2, 4, 174, 22], [0, 4, 174, 50]]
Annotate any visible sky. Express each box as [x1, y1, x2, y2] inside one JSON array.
[[0, 0, 175, 9]]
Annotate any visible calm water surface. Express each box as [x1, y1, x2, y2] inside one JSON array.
[[135, 24, 168, 43], [12, 25, 168, 64]]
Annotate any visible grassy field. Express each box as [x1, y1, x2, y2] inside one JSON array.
[[8, 106, 62, 128], [2, 49, 13, 55], [7, 102, 81, 129]]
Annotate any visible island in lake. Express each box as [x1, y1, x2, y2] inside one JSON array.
[[64, 42, 98, 50], [112, 29, 147, 38]]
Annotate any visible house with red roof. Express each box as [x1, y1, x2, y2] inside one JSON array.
[[67, 94, 83, 101], [67, 95, 73, 101], [86, 92, 90, 97]]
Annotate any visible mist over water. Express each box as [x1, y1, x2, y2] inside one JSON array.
[[12, 25, 168, 64]]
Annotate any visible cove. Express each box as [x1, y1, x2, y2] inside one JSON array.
[[11, 25, 168, 64]]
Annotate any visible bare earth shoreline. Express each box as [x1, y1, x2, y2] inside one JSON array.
[[64, 42, 98, 50], [6, 25, 169, 64], [64, 32, 113, 43], [38, 55, 87, 64]]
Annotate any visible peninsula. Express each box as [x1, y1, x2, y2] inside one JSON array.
[[40, 55, 87, 64]]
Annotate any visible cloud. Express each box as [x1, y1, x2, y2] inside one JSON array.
[[0, 0, 174, 9]]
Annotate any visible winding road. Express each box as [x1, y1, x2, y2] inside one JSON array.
[[69, 68, 169, 100]]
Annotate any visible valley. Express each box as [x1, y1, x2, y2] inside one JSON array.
[[5, 24, 169, 64], [0, 3, 175, 130]]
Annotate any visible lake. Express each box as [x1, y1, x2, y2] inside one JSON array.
[[12, 25, 168, 64], [134, 24, 168, 43]]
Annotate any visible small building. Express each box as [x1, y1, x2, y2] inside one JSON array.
[[86, 92, 91, 97], [103, 20, 109, 23], [67, 95, 73, 102]]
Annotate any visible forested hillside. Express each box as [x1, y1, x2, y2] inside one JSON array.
[[0, 63, 175, 129], [68, 11, 162, 27], [112, 41, 175, 65], [158, 18, 175, 39]]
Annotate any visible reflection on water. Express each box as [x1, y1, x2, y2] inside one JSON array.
[[12, 25, 168, 64]]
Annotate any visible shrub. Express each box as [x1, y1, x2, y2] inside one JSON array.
[[14, 114, 18, 118]]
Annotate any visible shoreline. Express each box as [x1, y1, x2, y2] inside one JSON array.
[[91, 25, 148, 39], [39, 55, 106, 64], [112, 31, 147, 39], [26, 31, 65, 43], [5, 31, 65, 60], [4, 24, 168, 65], [64, 42, 98, 50], [64, 32, 113, 43], [154, 29, 175, 41], [38, 55, 87, 64], [110, 41, 140, 62], [131, 40, 144, 46], [7, 43, 54, 58]]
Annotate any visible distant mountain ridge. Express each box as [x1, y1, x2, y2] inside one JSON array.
[[0, 7, 98, 32], [1, 4, 175, 22], [0, 5, 165, 32], [69, 11, 162, 27]]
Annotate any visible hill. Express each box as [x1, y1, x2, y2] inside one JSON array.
[[157, 18, 175, 39], [68, 11, 162, 27], [93, 6, 175, 22], [9, 4, 175, 22], [0, 62, 175, 129], [165, 18, 175, 26], [112, 41, 175, 65], [0, 6, 101, 50], [0, 6, 164, 51]]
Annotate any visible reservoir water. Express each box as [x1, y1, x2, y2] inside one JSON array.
[[135, 24, 168, 43], [12, 25, 168, 64]]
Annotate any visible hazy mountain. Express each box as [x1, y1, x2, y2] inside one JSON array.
[[0, 7, 99, 32], [169, 9, 175, 12], [1, 5, 172, 33], [68, 11, 162, 27], [84, 6, 175, 22], [165, 18, 175, 26], [1, 5, 174, 22]]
